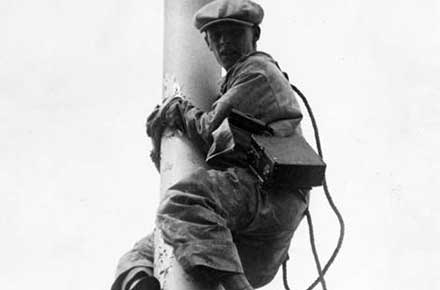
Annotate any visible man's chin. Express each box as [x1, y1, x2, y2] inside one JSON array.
[[221, 61, 234, 71], [221, 57, 239, 70]]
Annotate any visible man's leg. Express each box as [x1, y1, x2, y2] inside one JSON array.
[[157, 167, 260, 290], [235, 188, 309, 288], [113, 171, 308, 290]]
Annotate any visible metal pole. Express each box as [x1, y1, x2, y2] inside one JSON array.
[[154, 1, 222, 290]]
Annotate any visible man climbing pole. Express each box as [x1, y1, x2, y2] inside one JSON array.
[[111, 1, 311, 289]]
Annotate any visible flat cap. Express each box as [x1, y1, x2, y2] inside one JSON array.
[[194, 0, 264, 32]]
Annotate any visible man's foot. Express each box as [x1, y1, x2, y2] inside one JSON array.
[[220, 273, 254, 290], [130, 276, 160, 290]]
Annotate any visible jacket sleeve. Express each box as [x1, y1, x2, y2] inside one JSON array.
[[177, 98, 232, 155], [177, 72, 271, 155]]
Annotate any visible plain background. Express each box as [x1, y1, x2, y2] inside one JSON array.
[[1, 0, 439, 290]]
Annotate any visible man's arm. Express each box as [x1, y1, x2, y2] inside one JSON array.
[[148, 66, 302, 164], [174, 72, 273, 149], [177, 98, 232, 154], [146, 96, 232, 168]]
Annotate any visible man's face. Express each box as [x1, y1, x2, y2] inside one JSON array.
[[205, 22, 258, 71]]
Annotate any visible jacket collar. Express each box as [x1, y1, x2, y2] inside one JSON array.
[[219, 51, 273, 93]]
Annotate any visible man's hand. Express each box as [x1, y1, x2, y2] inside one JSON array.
[[162, 97, 185, 131], [146, 97, 185, 170]]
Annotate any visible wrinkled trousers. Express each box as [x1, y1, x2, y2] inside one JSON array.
[[112, 167, 309, 289]]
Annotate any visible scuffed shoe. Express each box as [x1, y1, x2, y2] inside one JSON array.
[[130, 276, 160, 290]]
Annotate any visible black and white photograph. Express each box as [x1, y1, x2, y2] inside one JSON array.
[[1, 1, 439, 290]]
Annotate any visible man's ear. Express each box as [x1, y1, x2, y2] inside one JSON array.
[[253, 26, 261, 42], [204, 33, 212, 51]]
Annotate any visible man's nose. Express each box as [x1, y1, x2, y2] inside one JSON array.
[[219, 34, 232, 45]]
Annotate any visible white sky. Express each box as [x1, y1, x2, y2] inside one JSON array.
[[1, 1, 439, 290]]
